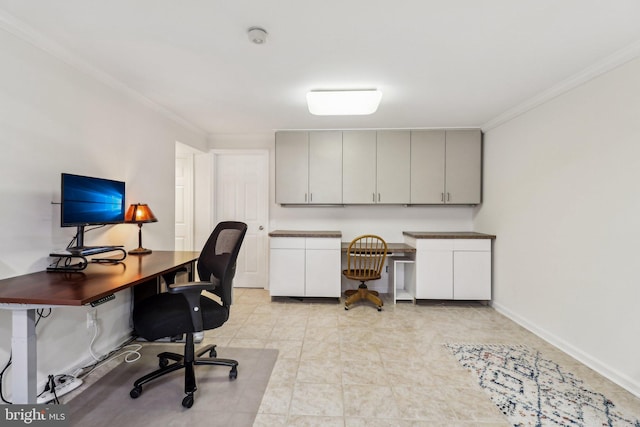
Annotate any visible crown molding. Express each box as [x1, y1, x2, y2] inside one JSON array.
[[482, 39, 640, 132], [0, 10, 206, 137]]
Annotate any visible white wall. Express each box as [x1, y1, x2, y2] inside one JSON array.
[[474, 57, 640, 396], [0, 27, 206, 399]]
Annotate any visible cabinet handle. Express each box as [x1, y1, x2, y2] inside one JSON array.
[[441, 193, 444, 202], [447, 192, 451, 202], [305, 193, 307, 203], [372, 193, 375, 202], [310, 193, 313, 202], [378, 193, 381, 202]]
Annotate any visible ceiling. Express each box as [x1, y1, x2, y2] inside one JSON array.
[[1, 1, 640, 135]]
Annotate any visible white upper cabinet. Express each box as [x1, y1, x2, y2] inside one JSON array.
[[410, 129, 481, 204], [342, 130, 377, 204], [275, 131, 342, 204], [309, 131, 342, 204], [411, 130, 446, 204], [445, 129, 482, 204], [377, 130, 411, 204], [276, 128, 482, 205], [342, 130, 411, 204], [275, 131, 308, 204]]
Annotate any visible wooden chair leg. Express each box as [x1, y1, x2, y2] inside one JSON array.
[[345, 289, 364, 307], [365, 291, 383, 308]]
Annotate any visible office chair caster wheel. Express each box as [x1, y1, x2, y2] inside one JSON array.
[[377, 306, 382, 312], [159, 357, 169, 368], [182, 393, 194, 408], [229, 366, 238, 380], [130, 386, 142, 399], [209, 348, 217, 358], [344, 305, 349, 311]]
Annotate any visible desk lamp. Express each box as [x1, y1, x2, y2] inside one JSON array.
[[125, 203, 158, 255]]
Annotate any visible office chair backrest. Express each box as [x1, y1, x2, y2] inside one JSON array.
[[197, 221, 247, 307], [345, 234, 388, 279]]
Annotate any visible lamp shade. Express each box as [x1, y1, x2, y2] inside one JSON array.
[[125, 204, 158, 224]]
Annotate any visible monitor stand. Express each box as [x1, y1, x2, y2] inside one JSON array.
[[48, 226, 127, 272]]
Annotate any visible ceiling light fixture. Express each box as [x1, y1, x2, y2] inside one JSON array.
[[306, 89, 382, 116], [247, 27, 268, 44]]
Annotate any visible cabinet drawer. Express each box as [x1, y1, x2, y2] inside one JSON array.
[[270, 237, 305, 249], [306, 238, 339, 250], [453, 239, 491, 251], [416, 240, 454, 251]]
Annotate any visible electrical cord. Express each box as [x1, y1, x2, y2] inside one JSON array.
[[89, 320, 102, 362], [65, 225, 105, 250], [77, 337, 141, 380], [88, 317, 141, 364], [0, 308, 52, 404]]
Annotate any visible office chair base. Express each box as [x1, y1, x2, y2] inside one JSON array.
[[344, 284, 383, 311], [130, 343, 239, 408]]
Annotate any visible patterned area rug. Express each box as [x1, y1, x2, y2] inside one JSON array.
[[445, 344, 640, 427]]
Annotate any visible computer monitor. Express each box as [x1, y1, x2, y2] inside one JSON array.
[[60, 173, 126, 249]]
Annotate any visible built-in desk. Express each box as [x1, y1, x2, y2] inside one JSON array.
[[268, 230, 496, 303], [269, 231, 342, 298], [403, 231, 496, 301], [0, 250, 200, 403], [340, 242, 416, 254]]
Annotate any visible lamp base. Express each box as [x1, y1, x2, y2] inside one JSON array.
[[128, 247, 152, 255]]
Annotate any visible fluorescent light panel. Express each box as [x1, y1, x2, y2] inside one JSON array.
[[307, 89, 382, 115]]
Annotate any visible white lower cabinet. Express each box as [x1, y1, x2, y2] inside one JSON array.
[[412, 239, 491, 300], [269, 237, 341, 297]]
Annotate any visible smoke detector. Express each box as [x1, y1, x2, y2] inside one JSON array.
[[248, 27, 268, 44]]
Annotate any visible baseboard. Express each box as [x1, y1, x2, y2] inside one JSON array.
[[491, 301, 640, 398]]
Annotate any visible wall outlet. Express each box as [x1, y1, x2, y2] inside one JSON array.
[[86, 309, 97, 328]]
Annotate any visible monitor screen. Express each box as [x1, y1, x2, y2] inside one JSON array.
[[61, 173, 126, 227]]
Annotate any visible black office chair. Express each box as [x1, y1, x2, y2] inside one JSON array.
[[129, 221, 247, 408]]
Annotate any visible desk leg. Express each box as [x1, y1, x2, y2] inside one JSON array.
[[11, 309, 37, 403]]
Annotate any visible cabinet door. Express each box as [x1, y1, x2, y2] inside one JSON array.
[[453, 251, 491, 300], [309, 131, 342, 204], [415, 250, 453, 299], [411, 130, 445, 204], [275, 131, 309, 204], [445, 130, 482, 204], [305, 249, 341, 297], [269, 248, 305, 296], [342, 130, 377, 204], [377, 130, 410, 204]]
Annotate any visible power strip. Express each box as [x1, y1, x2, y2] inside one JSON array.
[[37, 376, 83, 404]]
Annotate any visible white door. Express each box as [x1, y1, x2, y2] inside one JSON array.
[[175, 147, 195, 251], [213, 150, 269, 288]]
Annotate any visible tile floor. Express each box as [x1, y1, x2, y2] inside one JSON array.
[[196, 288, 640, 427]]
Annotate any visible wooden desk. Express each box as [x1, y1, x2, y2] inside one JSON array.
[[0, 250, 200, 403]]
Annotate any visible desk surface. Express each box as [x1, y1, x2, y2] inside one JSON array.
[[0, 251, 200, 306], [341, 242, 416, 253]]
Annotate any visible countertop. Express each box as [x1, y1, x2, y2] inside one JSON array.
[[269, 230, 495, 240], [403, 231, 496, 239], [268, 230, 342, 238]]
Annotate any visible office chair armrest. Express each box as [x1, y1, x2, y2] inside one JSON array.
[[167, 279, 221, 332], [167, 279, 219, 295]]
